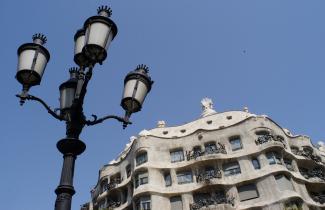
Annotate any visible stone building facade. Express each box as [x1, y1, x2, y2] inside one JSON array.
[[81, 100, 325, 210]]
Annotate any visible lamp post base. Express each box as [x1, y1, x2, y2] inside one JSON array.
[[54, 138, 86, 210]]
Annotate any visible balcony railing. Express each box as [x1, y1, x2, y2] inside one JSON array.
[[190, 195, 235, 210], [186, 143, 227, 161], [293, 149, 322, 164], [196, 169, 222, 183], [103, 178, 122, 192], [299, 167, 325, 181], [107, 201, 121, 209], [255, 134, 286, 148]]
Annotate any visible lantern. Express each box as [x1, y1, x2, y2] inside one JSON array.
[[82, 6, 118, 65], [16, 33, 50, 91], [121, 64, 153, 119], [59, 68, 79, 113]]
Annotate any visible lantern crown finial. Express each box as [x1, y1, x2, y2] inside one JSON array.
[[136, 64, 149, 73], [68, 67, 79, 79], [32, 33, 47, 45], [97, 5, 112, 17]]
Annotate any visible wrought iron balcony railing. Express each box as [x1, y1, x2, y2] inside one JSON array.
[[103, 178, 122, 192], [255, 134, 286, 148], [190, 195, 235, 210], [293, 150, 322, 164], [196, 169, 222, 183], [299, 167, 325, 181], [186, 143, 227, 161]]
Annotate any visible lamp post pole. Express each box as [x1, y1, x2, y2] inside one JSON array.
[[15, 6, 153, 210]]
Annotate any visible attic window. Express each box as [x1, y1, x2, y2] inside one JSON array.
[[163, 131, 168, 135], [206, 120, 212, 124], [227, 116, 232, 120], [219, 126, 225, 129], [180, 129, 186, 133]]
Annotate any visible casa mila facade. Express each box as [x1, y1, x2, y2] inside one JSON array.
[[81, 98, 325, 210]]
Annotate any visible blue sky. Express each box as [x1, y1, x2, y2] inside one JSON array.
[[1, 0, 325, 209]]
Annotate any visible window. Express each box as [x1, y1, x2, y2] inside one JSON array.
[[252, 158, 260, 169], [135, 196, 151, 210], [177, 171, 193, 184], [170, 149, 184, 163], [237, 184, 259, 201], [284, 158, 294, 171], [223, 162, 241, 176], [275, 174, 294, 191], [255, 130, 270, 136], [205, 142, 217, 154], [164, 172, 172, 187], [135, 171, 148, 188], [266, 151, 282, 165], [126, 164, 131, 178], [136, 152, 148, 166], [229, 136, 242, 151], [170, 196, 183, 210]]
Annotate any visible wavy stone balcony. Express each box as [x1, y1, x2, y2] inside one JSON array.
[[186, 143, 227, 161], [190, 195, 235, 210], [255, 134, 286, 148]]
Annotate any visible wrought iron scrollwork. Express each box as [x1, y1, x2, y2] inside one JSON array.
[[196, 169, 222, 183], [299, 167, 325, 181], [255, 134, 286, 148], [190, 195, 235, 210], [186, 143, 227, 161]]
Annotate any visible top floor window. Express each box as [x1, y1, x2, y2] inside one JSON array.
[[274, 174, 294, 191], [229, 136, 242, 151], [266, 151, 282, 165], [170, 149, 184, 163], [136, 152, 148, 166]]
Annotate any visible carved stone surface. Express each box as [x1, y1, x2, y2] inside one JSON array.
[[190, 195, 235, 210], [293, 148, 322, 164], [201, 98, 217, 117]]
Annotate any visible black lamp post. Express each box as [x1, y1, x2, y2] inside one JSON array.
[[15, 6, 153, 210]]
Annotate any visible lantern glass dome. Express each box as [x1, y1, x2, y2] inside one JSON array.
[[16, 34, 50, 87], [121, 65, 153, 114], [82, 6, 117, 65], [59, 68, 78, 111]]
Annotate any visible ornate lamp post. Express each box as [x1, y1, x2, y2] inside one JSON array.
[[15, 6, 153, 210]]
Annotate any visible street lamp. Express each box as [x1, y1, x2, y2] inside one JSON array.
[[15, 6, 153, 210]]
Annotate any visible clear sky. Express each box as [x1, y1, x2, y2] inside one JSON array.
[[1, 0, 325, 209]]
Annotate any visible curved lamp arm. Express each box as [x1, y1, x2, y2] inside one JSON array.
[[85, 114, 132, 128], [16, 94, 65, 121]]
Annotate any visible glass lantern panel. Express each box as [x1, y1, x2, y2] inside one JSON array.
[[60, 87, 76, 110], [86, 22, 112, 48], [123, 79, 148, 105], [74, 35, 85, 55], [18, 49, 35, 72]]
